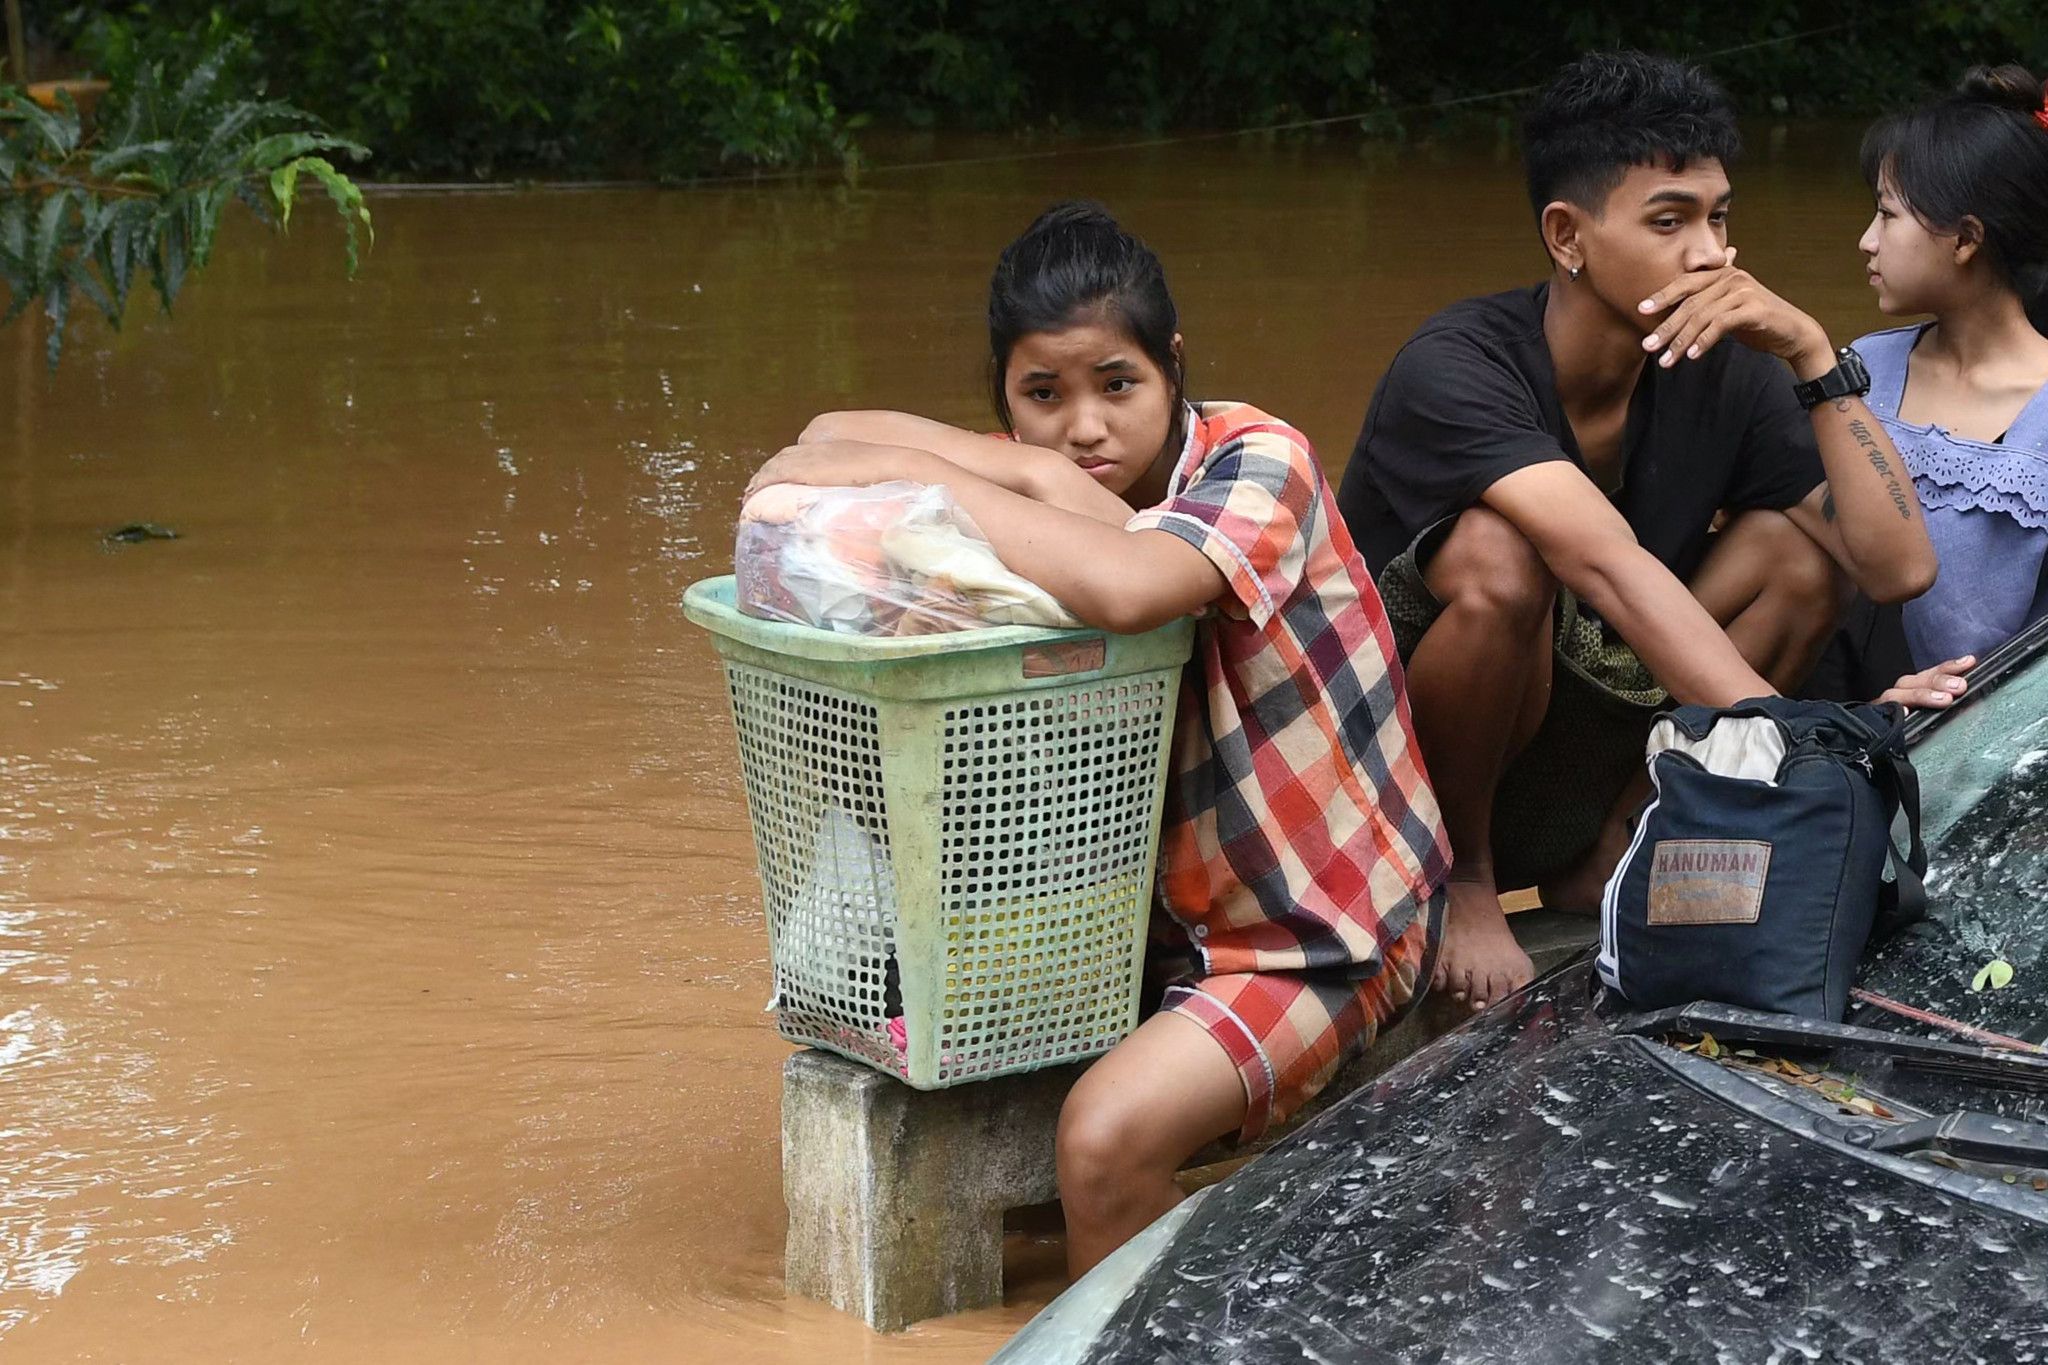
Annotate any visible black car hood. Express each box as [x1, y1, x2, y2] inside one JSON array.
[[1082, 966, 2048, 1363]]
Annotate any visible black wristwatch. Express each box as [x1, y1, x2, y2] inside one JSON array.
[[1792, 345, 1872, 411]]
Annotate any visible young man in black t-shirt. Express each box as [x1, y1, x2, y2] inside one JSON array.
[[1336, 52, 1967, 1013]]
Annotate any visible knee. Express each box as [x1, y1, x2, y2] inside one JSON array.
[[1055, 1087, 1151, 1212], [1427, 507, 1556, 624], [1729, 511, 1843, 616]]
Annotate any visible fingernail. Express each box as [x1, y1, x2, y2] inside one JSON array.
[[1944, 678, 1963, 689], [1644, 333, 1661, 348], [1686, 345, 1701, 359], [1639, 300, 1657, 312], [1660, 351, 1676, 368]]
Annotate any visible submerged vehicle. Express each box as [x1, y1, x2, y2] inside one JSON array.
[[999, 617, 2048, 1363]]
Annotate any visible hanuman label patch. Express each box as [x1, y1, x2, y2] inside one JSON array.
[[1646, 839, 1773, 926]]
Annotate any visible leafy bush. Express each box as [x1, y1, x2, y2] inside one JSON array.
[[821, 0, 1381, 131], [0, 41, 370, 366], [61, 1, 859, 180], [828, 1, 2046, 133]]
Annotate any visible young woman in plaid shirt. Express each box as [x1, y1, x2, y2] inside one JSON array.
[[748, 202, 1450, 1276]]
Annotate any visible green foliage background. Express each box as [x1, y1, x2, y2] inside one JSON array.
[[34, 0, 2048, 180], [53, 0, 862, 179]]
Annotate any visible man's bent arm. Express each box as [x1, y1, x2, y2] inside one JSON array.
[[1631, 263, 1936, 603], [1483, 463, 1774, 706]]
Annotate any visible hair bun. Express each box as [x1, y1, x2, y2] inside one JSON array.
[[1024, 199, 1124, 238], [1958, 63, 2044, 113]]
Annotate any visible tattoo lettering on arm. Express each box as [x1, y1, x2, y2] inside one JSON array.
[[1847, 417, 1914, 520]]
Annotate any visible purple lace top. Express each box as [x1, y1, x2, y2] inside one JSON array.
[[1857, 325, 2048, 669]]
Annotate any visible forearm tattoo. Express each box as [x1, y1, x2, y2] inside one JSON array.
[[1834, 401, 1914, 521]]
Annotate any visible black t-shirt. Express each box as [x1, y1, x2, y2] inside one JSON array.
[[1338, 283, 1826, 580]]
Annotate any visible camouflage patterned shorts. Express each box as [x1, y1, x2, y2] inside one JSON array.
[[1379, 518, 1666, 890]]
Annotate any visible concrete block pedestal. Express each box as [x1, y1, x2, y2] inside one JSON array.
[[781, 1052, 1085, 1331]]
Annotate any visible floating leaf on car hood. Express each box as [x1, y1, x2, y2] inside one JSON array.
[[1972, 959, 2017, 993]]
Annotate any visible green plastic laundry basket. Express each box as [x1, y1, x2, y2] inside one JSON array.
[[684, 576, 1193, 1088]]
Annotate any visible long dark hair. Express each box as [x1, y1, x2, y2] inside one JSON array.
[[986, 200, 1186, 451], [1862, 64, 2048, 334]]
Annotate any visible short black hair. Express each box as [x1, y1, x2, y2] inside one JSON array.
[[1523, 51, 1741, 218], [986, 200, 1184, 436], [1862, 64, 2048, 334]]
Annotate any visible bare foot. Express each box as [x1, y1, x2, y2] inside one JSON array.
[[1432, 882, 1535, 1012]]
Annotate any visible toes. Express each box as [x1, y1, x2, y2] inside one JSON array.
[[1471, 971, 1504, 1012], [1471, 968, 1517, 1012]]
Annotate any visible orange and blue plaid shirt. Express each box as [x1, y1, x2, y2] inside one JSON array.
[[1125, 401, 1451, 977]]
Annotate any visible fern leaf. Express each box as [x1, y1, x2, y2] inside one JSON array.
[[33, 191, 74, 283], [105, 200, 153, 314], [64, 253, 118, 323], [200, 101, 302, 168], [292, 156, 374, 275], [0, 196, 28, 269], [153, 213, 188, 314], [43, 277, 71, 370], [242, 130, 370, 172], [90, 140, 180, 178], [231, 178, 276, 229], [2, 96, 73, 159], [270, 161, 302, 230], [189, 184, 232, 270], [171, 46, 234, 129]]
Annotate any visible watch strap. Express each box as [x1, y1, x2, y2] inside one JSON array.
[[1794, 346, 1873, 411]]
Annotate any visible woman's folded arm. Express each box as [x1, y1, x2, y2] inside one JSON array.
[[798, 410, 1132, 525], [749, 439, 1221, 632]]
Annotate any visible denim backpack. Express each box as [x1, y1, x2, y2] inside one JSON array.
[[1596, 698, 1925, 1021]]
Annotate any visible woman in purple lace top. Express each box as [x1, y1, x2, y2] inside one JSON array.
[[1855, 65, 2048, 670]]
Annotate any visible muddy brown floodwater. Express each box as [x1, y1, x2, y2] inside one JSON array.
[[1, 125, 1885, 1362]]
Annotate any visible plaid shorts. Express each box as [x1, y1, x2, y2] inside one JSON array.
[[1152, 910, 1436, 1142]]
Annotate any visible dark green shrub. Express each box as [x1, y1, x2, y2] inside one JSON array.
[[826, 0, 2046, 134], [822, 0, 1381, 131], [62, 1, 858, 180]]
